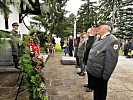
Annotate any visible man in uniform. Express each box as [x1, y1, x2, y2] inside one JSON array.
[[86, 21, 119, 100], [83, 27, 97, 92], [77, 32, 88, 76], [10, 22, 21, 68], [74, 33, 81, 68]]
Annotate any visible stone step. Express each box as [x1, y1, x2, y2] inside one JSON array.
[[0, 67, 20, 72], [0, 62, 14, 66], [61, 56, 76, 65]]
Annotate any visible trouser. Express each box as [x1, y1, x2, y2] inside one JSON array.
[[92, 75, 108, 100], [124, 49, 128, 56], [69, 50, 73, 56], [13, 54, 18, 68], [76, 57, 79, 66], [87, 72, 94, 90], [79, 57, 85, 73]]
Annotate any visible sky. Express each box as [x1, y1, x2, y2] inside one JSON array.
[[65, 0, 85, 17], [65, 0, 99, 17]]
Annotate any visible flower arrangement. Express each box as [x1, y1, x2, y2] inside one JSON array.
[[19, 35, 48, 100]]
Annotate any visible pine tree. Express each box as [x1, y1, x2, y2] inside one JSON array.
[[115, 0, 133, 39], [32, 0, 72, 40], [76, 0, 98, 33]]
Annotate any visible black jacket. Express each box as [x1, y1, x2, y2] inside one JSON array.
[[83, 36, 97, 65], [69, 39, 74, 51]]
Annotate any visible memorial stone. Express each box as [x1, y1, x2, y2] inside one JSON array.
[[0, 38, 18, 72], [61, 56, 76, 65]]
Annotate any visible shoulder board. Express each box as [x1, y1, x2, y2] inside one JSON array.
[[111, 34, 118, 40]]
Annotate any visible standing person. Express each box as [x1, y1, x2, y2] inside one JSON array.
[[83, 28, 97, 92], [64, 38, 69, 56], [32, 38, 40, 57], [124, 40, 129, 57], [51, 38, 56, 55], [69, 36, 74, 56], [32, 32, 38, 40], [74, 33, 81, 68], [86, 21, 119, 100], [43, 36, 48, 44], [77, 32, 88, 76], [60, 39, 64, 49], [10, 22, 21, 68], [52, 37, 56, 46], [130, 40, 133, 58]]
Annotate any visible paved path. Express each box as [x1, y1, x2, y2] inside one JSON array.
[[45, 54, 133, 100], [0, 54, 133, 100]]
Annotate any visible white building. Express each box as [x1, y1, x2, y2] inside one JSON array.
[[0, 5, 29, 35]]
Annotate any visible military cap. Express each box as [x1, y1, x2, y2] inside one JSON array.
[[97, 21, 113, 27], [12, 22, 19, 26]]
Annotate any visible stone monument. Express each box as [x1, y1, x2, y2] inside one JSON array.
[[0, 38, 19, 72]]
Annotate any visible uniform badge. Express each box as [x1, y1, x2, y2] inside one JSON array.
[[114, 44, 118, 50], [96, 51, 100, 56]]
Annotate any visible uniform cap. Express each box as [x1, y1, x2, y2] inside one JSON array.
[[97, 21, 113, 27], [12, 22, 19, 26]]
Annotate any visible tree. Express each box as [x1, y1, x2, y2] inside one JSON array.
[[31, 0, 72, 41], [0, 0, 19, 29], [115, 0, 133, 39], [0, 0, 42, 29], [76, 0, 98, 33]]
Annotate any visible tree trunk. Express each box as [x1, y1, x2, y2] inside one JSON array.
[[4, 15, 8, 29], [112, 0, 116, 31]]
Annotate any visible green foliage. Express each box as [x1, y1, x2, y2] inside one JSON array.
[[115, 0, 133, 39], [0, 0, 20, 16], [119, 50, 124, 56], [0, 31, 8, 55], [55, 43, 63, 52], [19, 35, 48, 100], [77, 0, 99, 32], [31, 0, 72, 39]]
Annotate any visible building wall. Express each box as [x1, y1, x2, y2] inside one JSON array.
[[0, 5, 29, 34]]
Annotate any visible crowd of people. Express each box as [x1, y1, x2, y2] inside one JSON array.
[[43, 36, 56, 55], [73, 21, 119, 100], [60, 36, 74, 56], [9, 21, 131, 100], [120, 39, 133, 58]]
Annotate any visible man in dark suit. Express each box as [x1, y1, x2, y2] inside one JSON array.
[[74, 33, 81, 68], [69, 36, 74, 56], [83, 28, 97, 92], [86, 21, 119, 100]]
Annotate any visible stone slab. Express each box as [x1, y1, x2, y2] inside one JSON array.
[[61, 56, 76, 65], [0, 68, 20, 72], [0, 38, 16, 72]]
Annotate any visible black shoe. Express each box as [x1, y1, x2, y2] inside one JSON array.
[[84, 84, 88, 87], [77, 72, 81, 74], [75, 65, 80, 68], [79, 73, 85, 76], [85, 87, 92, 92]]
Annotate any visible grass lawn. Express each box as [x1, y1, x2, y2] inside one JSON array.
[[119, 50, 124, 56], [55, 43, 64, 52]]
